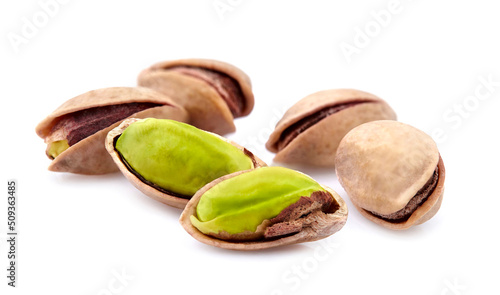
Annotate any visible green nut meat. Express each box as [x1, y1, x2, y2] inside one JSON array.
[[106, 118, 266, 209], [180, 167, 348, 250], [115, 118, 253, 196]]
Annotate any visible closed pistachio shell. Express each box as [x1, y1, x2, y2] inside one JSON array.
[[36, 87, 188, 175], [335, 120, 445, 230], [106, 118, 266, 209], [137, 58, 254, 135], [266, 89, 397, 167], [180, 167, 348, 250]]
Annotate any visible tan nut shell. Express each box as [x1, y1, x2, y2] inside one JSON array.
[[335, 120, 445, 230], [35, 87, 188, 175], [137, 58, 254, 135], [266, 89, 397, 167], [105, 118, 267, 209], [179, 170, 348, 251]]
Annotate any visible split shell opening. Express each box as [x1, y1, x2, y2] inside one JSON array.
[[35, 87, 188, 175], [138, 58, 255, 135], [180, 167, 348, 250], [335, 120, 445, 230], [266, 89, 397, 167]]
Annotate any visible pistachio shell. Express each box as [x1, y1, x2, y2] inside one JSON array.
[[35, 87, 188, 175], [137, 58, 254, 135], [179, 167, 348, 250], [266, 89, 396, 167], [335, 120, 445, 230], [106, 118, 266, 209]]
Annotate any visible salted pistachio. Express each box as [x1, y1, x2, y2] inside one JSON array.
[[105, 118, 266, 209], [335, 120, 445, 230], [266, 89, 397, 167], [137, 58, 254, 135], [179, 167, 348, 250], [35, 87, 188, 175]]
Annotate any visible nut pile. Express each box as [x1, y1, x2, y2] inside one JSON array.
[[36, 58, 445, 250]]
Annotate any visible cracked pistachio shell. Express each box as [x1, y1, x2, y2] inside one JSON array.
[[137, 58, 254, 135], [266, 89, 397, 167], [180, 167, 348, 251], [106, 118, 266, 209], [335, 120, 445, 230], [35, 87, 188, 175]]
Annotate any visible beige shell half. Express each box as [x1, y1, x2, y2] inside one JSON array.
[[35, 87, 188, 175], [335, 120, 445, 230], [105, 118, 267, 209], [266, 89, 397, 167], [137, 58, 254, 135], [179, 170, 348, 251], [352, 157, 445, 230]]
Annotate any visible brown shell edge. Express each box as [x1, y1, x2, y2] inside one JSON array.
[[137, 59, 254, 135], [141, 58, 254, 116], [271, 102, 397, 167], [105, 118, 267, 209], [179, 179, 348, 251], [138, 71, 235, 135], [266, 88, 393, 153], [35, 86, 181, 138], [354, 155, 445, 230], [47, 103, 188, 175]]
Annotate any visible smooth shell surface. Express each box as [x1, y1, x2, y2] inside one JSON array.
[[266, 89, 396, 166], [137, 58, 254, 135], [335, 120, 445, 229], [106, 118, 267, 209], [180, 168, 348, 251], [36, 87, 188, 174], [352, 157, 445, 230]]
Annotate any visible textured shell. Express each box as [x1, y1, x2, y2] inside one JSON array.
[[137, 58, 254, 135], [266, 89, 396, 166], [335, 120, 445, 229], [35, 87, 188, 175], [179, 170, 348, 251], [105, 118, 267, 209]]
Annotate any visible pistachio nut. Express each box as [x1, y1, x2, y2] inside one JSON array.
[[105, 118, 266, 209], [35, 87, 188, 175], [179, 167, 348, 250], [137, 58, 254, 135], [335, 120, 445, 230], [266, 89, 397, 167]]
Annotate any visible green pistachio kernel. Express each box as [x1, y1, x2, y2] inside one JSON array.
[[47, 140, 69, 159], [115, 118, 254, 197], [190, 166, 328, 236]]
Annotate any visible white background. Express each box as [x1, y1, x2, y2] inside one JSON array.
[[1, 1, 499, 294]]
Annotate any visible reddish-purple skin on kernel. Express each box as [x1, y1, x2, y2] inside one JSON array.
[[167, 66, 244, 117], [264, 191, 338, 239], [51, 102, 162, 146], [277, 101, 373, 151], [371, 167, 439, 222]]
